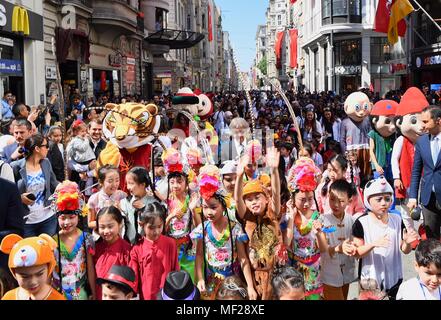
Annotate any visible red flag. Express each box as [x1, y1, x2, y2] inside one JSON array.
[[289, 29, 298, 69], [290, 0, 297, 4], [100, 71, 107, 91], [275, 31, 284, 70], [374, 0, 406, 37], [208, 4, 213, 42]]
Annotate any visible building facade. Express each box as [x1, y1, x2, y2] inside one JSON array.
[[0, 0, 45, 105], [264, 0, 289, 88], [409, 0, 441, 92], [298, 0, 408, 95]]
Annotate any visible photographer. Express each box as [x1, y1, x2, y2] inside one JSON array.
[[1, 119, 32, 163]]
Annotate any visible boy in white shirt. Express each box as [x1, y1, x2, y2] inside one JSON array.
[[317, 179, 357, 300], [397, 239, 441, 300]]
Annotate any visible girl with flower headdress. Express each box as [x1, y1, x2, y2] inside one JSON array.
[[190, 165, 257, 300], [162, 148, 201, 283], [285, 157, 326, 300], [234, 146, 288, 300], [51, 181, 96, 300]]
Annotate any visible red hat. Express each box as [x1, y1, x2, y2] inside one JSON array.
[[371, 100, 399, 116], [396, 87, 429, 116]]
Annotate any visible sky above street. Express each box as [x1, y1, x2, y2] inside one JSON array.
[[216, 0, 267, 72]]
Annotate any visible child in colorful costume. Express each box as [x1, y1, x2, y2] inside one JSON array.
[[339, 92, 373, 185], [391, 87, 428, 232], [0, 233, 65, 300], [191, 165, 257, 300], [234, 147, 288, 300], [51, 181, 96, 300], [285, 157, 324, 300], [163, 148, 201, 282]]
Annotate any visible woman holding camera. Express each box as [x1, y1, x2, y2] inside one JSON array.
[[11, 133, 59, 237]]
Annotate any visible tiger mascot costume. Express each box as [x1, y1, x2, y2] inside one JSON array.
[[97, 102, 162, 192]]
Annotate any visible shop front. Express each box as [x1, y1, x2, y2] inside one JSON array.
[[334, 65, 361, 93], [89, 44, 123, 99], [413, 51, 441, 89], [0, 1, 43, 104]]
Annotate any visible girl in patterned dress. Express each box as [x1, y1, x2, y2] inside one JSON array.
[[285, 157, 326, 300], [191, 165, 257, 300], [51, 181, 96, 300], [162, 148, 201, 282]]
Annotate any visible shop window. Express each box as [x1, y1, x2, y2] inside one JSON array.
[[155, 8, 168, 31], [334, 39, 361, 66], [322, 0, 361, 25]]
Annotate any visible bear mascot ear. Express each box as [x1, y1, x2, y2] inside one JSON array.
[[38, 234, 58, 250], [0, 234, 23, 254]]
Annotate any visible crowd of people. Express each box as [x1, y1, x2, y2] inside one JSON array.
[[0, 84, 440, 301]]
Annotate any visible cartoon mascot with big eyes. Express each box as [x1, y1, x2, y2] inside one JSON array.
[[97, 102, 162, 192], [340, 92, 373, 185], [391, 87, 428, 232]]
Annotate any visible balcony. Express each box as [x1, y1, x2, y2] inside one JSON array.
[[91, 0, 141, 35]]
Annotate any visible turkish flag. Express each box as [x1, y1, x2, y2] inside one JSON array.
[[275, 31, 285, 70], [208, 4, 213, 42], [374, 0, 406, 37], [289, 29, 298, 68]]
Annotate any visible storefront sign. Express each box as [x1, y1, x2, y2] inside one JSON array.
[[126, 57, 136, 65], [0, 59, 23, 75], [334, 65, 361, 75], [389, 63, 407, 74], [45, 65, 57, 79], [0, 1, 43, 41], [125, 55, 136, 94], [416, 54, 441, 68]]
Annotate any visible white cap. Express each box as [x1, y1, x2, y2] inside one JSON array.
[[363, 176, 394, 210], [220, 160, 238, 176]]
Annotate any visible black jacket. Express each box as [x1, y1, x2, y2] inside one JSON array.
[[47, 141, 65, 182], [0, 177, 24, 271]]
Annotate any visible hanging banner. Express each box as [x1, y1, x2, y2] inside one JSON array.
[[275, 31, 284, 70], [289, 29, 298, 69]]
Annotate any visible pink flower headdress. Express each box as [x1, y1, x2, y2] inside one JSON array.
[[287, 157, 321, 193], [162, 148, 184, 174], [198, 165, 221, 201], [246, 140, 263, 163], [186, 147, 203, 169]]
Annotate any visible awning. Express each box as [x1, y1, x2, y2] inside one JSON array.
[[145, 29, 204, 49]]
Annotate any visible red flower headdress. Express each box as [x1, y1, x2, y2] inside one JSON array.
[[198, 165, 221, 201], [50, 181, 87, 216], [287, 157, 321, 193], [162, 148, 184, 174]]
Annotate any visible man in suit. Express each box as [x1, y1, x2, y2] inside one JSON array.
[[0, 177, 24, 272], [408, 105, 441, 239], [0, 119, 32, 163]]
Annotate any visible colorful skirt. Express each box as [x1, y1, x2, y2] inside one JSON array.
[[293, 253, 323, 300], [176, 235, 196, 283]]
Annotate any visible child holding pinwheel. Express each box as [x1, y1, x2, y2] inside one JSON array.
[[318, 179, 357, 300]]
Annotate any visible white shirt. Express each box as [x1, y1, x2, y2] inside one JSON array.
[[355, 213, 403, 291], [397, 277, 441, 300], [320, 213, 357, 287]]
